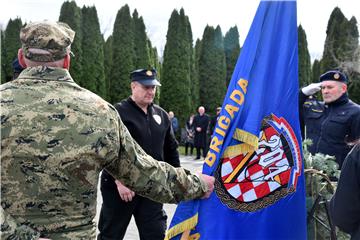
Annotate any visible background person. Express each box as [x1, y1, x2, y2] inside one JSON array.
[[208, 106, 221, 147], [12, 58, 24, 79], [193, 106, 210, 160], [169, 111, 179, 136], [98, 69, 180, 240], [185, 114, 195, 156], [299, 70, 360, 168], [330, 140, 360, 239], [0, 21, 214, 240]]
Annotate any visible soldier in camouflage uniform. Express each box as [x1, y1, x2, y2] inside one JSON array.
[[0, 21, 214, 240]]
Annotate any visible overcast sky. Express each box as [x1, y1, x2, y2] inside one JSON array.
[[1, 0, 359, 61]]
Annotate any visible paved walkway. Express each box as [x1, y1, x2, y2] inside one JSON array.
[[95, 155, 204, 239]]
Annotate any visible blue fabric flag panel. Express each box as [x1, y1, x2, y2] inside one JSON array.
[[166, 0, 307, 239]]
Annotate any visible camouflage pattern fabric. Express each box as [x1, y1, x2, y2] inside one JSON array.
[[1, 66, 207, 239], [20, 21, 75, 62]]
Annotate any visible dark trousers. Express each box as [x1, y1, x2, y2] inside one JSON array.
[[98, 171, 167, 240], [196, 147, 207, 159], [185, 142, 194, 155]]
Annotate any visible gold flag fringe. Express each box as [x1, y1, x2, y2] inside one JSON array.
[[233, 128, 258, 149], [164, 213, 198, 240]]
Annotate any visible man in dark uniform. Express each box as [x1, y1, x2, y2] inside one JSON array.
[[193, 106, 210, 160], [98, 69, 180, 240], [12, 58, 24, 79], [300, 70, 360, 168], [330, 140, 360, 239]]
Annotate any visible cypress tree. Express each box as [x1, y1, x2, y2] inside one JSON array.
[[224, 26, 240, 87], [2, 18, 23, 83], [81, 6, 106, 98], [1, 30, 6, 83], [133, 10, 151, 69], [298, 25, 312, 87], [311, 59, 321, 83], [108, 4, 134, 104], [198, 25, 226, 116], [321, 7, 359, 72], [346, 17, 360, 103], [148, 42, 159, 70], [321, 7, 359, 102], [148, 42, 161, 104], [160, 9, 193, 125], [103, 35, 113, 102], [191, 38, 201, 110], [59, 1, 83, 85], [321, 7, 345, 71]]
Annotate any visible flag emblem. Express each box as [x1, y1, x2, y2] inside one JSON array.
[[215, 114, 302, 212]]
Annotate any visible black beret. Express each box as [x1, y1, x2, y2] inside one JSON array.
[[319, 70, 348, 83], [130, 68, 161, 86]]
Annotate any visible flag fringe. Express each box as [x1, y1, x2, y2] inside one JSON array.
[[223, 143, 255, 158], [164, 213, 198, 240], [233, 128, 259, 149]]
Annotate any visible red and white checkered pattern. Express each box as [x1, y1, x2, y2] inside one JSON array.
[[221, 144, 291, 203]]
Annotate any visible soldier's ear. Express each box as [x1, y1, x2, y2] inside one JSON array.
[[63, 53, 70, 70], [17, 49, 27, 68]]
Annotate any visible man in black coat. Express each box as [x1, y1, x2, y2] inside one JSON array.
[[300, 70, 360, 168], [330, 141, 360, 239], [193, 106, 210, 160], [98, 69, 180, 240]]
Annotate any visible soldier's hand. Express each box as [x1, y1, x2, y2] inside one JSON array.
[[115, 180, 135, 202], [199, 174, 215, 199], [301, 83, 322, 96]]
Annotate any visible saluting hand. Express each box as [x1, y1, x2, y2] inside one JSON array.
[[301, 83, 322, 96], [115, 180, 135, 202]]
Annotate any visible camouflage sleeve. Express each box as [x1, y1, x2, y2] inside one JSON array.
[[105, 117, 208, 204], [1, 207, 41, 239]]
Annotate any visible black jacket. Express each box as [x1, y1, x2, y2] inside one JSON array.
[[300, 92, 360, 168], [115, 97, 180, 167], [330, 144, 360, 239], [193, 114, 209, 148], [102, 98, 180, 181]]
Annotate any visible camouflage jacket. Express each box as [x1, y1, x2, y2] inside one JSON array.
[[0, 66, 207, 240]]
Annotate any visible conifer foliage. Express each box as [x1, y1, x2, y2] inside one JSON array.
[[2, 18, 22, 83], [108, 5, 135, 104], [160, 8, 194, 124], [59, 1, 83, 86], [298, 25, 312, 87], [321, 7, 360, 102], [224, 26, 240, 87], [1, 4, 359, 105], [198, 25, 226, 116], [81, 6, 106, 98]]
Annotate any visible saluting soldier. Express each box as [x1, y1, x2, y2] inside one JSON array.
[[300, 70, 360, 168]]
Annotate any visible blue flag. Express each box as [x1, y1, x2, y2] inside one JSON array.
[[166, 0, 307, 239]]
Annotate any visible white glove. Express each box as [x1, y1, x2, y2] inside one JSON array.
[[301, 83, 322, 96]]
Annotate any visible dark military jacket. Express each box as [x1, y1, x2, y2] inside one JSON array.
[[0, 66, 207, 239], [102, 97, 180, 188], [300, 92, 360, 168], [115, 97, 179, 167], [330, 144, 360, 239]]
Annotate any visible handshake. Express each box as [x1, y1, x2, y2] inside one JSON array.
[[301, 83, 322, 96]]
